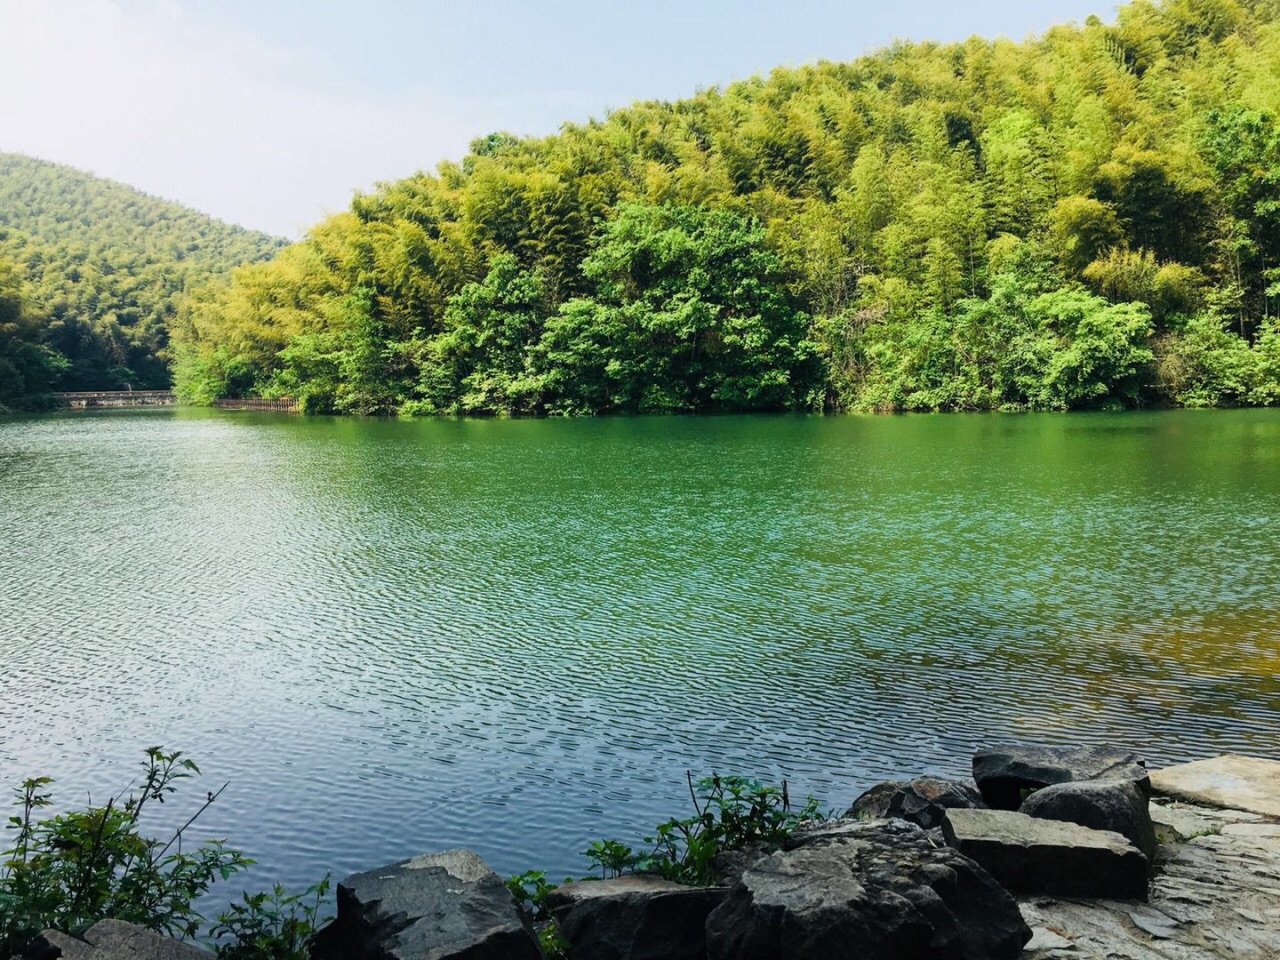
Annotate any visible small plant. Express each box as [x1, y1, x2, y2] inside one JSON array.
[[506, 870, 567, 960], [537, 921, 569, 959], [0, 747, 252, 956], [505, 869, 557, 915], [211, 874, 331, 960], [642, 773, 823, 886], [583, 839, 642, 879]]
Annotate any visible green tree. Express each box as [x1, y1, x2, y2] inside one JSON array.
[[532, 203, 819, 413], [0, 257, 66, 410]]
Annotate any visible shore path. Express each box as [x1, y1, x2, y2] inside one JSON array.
[[1023, 755, 1280, 959]]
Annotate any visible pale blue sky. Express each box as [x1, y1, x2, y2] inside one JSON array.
[[1, 0, 1116, 236]]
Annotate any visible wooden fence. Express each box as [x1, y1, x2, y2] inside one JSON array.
[[212, 397, 301, 413], [52, 392, 300, 413]]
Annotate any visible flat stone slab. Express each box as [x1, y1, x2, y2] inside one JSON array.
[[1022, 798, 1280, 959], [22, 920, 213, 959], [945, 808, 1149, 900], [1149, 755, 1280, 818]]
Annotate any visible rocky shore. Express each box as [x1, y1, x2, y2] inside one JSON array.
[[20, 749, 1280, 960]]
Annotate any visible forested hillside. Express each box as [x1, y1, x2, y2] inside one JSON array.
[[140, 4, 1280, 411], [0, 153, 284, 399]]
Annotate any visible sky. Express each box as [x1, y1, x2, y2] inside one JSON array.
[[0, 0, 1118, 238]]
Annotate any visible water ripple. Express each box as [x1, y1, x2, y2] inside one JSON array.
[[1, 408, 1278, 891]]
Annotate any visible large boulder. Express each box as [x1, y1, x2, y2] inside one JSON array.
[[309, 848, 543, 960], [846, 778, 986, 830], [1019, 778, 1157, 860], [21, 920, 214, 959], [973, 745, 1150, 810], [943, 808, 1149, 900], [709, 842, 774, 887], [543, 876, 723, 960], [704, 818, 1030, 960]]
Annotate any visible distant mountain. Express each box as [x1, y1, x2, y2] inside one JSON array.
[[0, 153, 285, 390]]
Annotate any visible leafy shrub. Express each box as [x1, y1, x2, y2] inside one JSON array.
[[644, 774, 822, 886], [0, 748, 332, 960], [583, 773, 822, 889], [583, 839, 642, 880], [505, 870, 568, 959], [211, 875, 331, 960], [0, 748, 251, 956]]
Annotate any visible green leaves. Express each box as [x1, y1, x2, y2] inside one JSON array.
[[170, 2, 1280, 414], [582, 839, 643, 879], [536, 203, 818, 414], [579, 773, 824, 889], [211, 874, 331, 960], [0, 748, 250, 956]]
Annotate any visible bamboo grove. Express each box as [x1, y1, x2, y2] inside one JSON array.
[[10, 0, 1280, 415]]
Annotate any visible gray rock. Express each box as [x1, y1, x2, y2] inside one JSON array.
[[973, 745, 1150, 810], [846, 777, 987, 830], [944, 808, 1149, 901], [1149, 755, 1280, 817], [309, 848, 543, 960], [1126, 905, 1181, 939], [1019, 798, 1280, 958], [709, 842, 774, 887], [21, 920, 213, 959], [543, 876, 723, 960], [1020, 779, 1157, 860], [704, 818, 1030, 960]]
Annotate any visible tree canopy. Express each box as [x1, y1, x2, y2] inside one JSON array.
[[13, 0, 1280, 415], [172, 0, 1280, 414], [0, 153, 284, 401]]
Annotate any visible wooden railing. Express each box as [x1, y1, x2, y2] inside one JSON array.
[[56, 391, 176, 407], [53, 392, 300, 413], [212, 397, 301, 413]]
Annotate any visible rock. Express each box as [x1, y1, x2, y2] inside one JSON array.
[[21, 920, 214, 959], [1221, 822, 1280, 841], [973, 745, 1151, 810], [543, 876, 723, 960], [846, 778, 987, 830], [1126, 905, 1181, 939], [944, 808, 1149, 901], [1149, 755, 1280, 817], [709, 842, 774, 887], [1019, 798, 1280, 958], [1022, 924, 1076, 954], [704, 818, 1030, 960], [1149, 799, 1225, 843], [309, 848, 543, 960], [1020, 779, 1157, 860]]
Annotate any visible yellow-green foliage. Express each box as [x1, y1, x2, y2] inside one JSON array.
[[167, 0, 1280, 412], [0, 153, 284, 392]]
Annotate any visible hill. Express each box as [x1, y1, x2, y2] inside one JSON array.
[[172, 2, 1280, 413], [0, 153, 285, 395]]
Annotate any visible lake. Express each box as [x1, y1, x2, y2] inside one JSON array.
[[1, 408, 1278, 893]]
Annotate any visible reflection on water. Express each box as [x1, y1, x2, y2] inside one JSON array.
[[0, 408, 1277, 889]]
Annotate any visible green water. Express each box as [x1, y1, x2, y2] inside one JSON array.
[[0, 408, 1277, 888]]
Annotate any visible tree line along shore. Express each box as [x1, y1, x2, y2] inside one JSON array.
[[5, 0, 1280, 415]]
